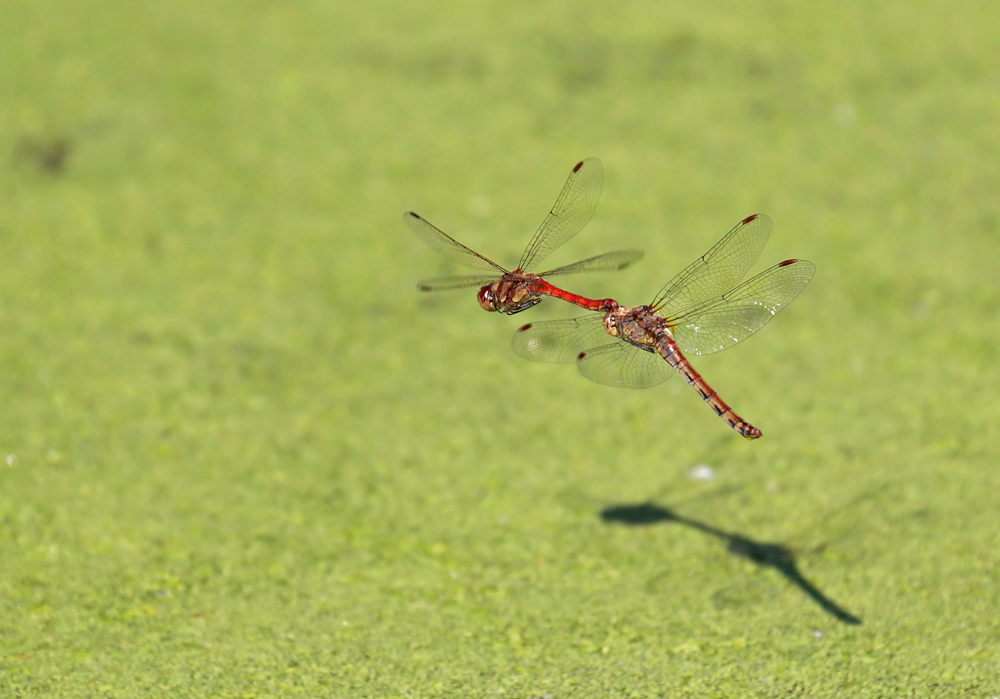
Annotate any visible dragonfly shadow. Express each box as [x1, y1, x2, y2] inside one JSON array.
[[601, 502, 862, 625]]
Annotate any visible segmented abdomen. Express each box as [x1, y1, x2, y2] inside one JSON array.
[[654, 335, 762, 440], [528, 279, 616, 312]]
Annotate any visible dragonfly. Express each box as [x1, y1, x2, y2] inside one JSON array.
[[512, 214, 815, 439], [405, 158, 642, 315]]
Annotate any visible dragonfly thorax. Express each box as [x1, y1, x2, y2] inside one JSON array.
[[605, 305, 662, 348]]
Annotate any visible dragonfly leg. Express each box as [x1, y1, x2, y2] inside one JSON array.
[[502, 298, 543, 315]]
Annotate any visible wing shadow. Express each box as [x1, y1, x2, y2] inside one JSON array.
[[601, 502, 862, 625]]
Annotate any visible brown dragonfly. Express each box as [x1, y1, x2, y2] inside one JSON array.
[[512, 214, 815, 439], [405, 158, 641, 314]]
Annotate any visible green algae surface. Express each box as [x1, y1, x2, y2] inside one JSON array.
[[1, 1, 999, 695]]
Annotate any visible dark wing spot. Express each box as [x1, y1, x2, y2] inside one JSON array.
[[573, 161, 584, 172], [577, 351, 587, 359], [778, 259, 797, 267], [518, 323, 532, 332], [742, 214, 758, 225]]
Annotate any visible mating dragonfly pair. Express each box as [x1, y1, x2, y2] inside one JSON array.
[[405, 159, 815, 439]]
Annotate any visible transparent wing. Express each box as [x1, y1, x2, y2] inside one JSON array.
[[668, 259, 816, 356], [577, 342, 675, 389], [538, 249, 644, 277], [511, 315, 609, 364], [518, 158, 604, 272], [404, 211, 506, 273], [417, 274, 502, 292], [652, 214, 772, 317]]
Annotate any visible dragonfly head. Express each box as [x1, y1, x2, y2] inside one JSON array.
[[603, 305, 627, 337], [477, 285, 499, 312]]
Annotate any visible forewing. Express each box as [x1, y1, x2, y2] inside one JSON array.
[[669, 259, 816, 355], [652, 214, 772, 317], [538, 249, 644, 277], [404, 211, 506, 273], [511, 315, 609, 364], [518, 158, 604, 272], [417, 274, 502, 292], [577, 342, 675, 389]]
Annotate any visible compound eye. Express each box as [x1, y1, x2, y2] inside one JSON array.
[[477, 286, 497, 312]]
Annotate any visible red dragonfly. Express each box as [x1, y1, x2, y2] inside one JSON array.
[[512, 214, 815, 439], [405, 158, 642, 314]]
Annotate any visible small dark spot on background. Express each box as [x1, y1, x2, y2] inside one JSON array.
[[13, 136, 73, 175]]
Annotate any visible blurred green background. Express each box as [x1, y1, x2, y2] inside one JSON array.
[[2, 0, 999, 695]]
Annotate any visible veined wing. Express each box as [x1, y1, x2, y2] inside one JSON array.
[[417, 274, 502, 292], [518, 158, 604, 272], [538, 249, 644, 277], [652, 214, 772, 317], [577, 342, 675, 388], [511, 315, 609, 364], [404, 211, 506, 273], [668, 259, 816, 356]]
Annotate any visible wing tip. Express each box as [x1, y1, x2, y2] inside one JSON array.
[[741, 212, 772, 226], [573, 157, 602, 173], [780, 258, 817, 276], [620, 249, 645, 268]]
